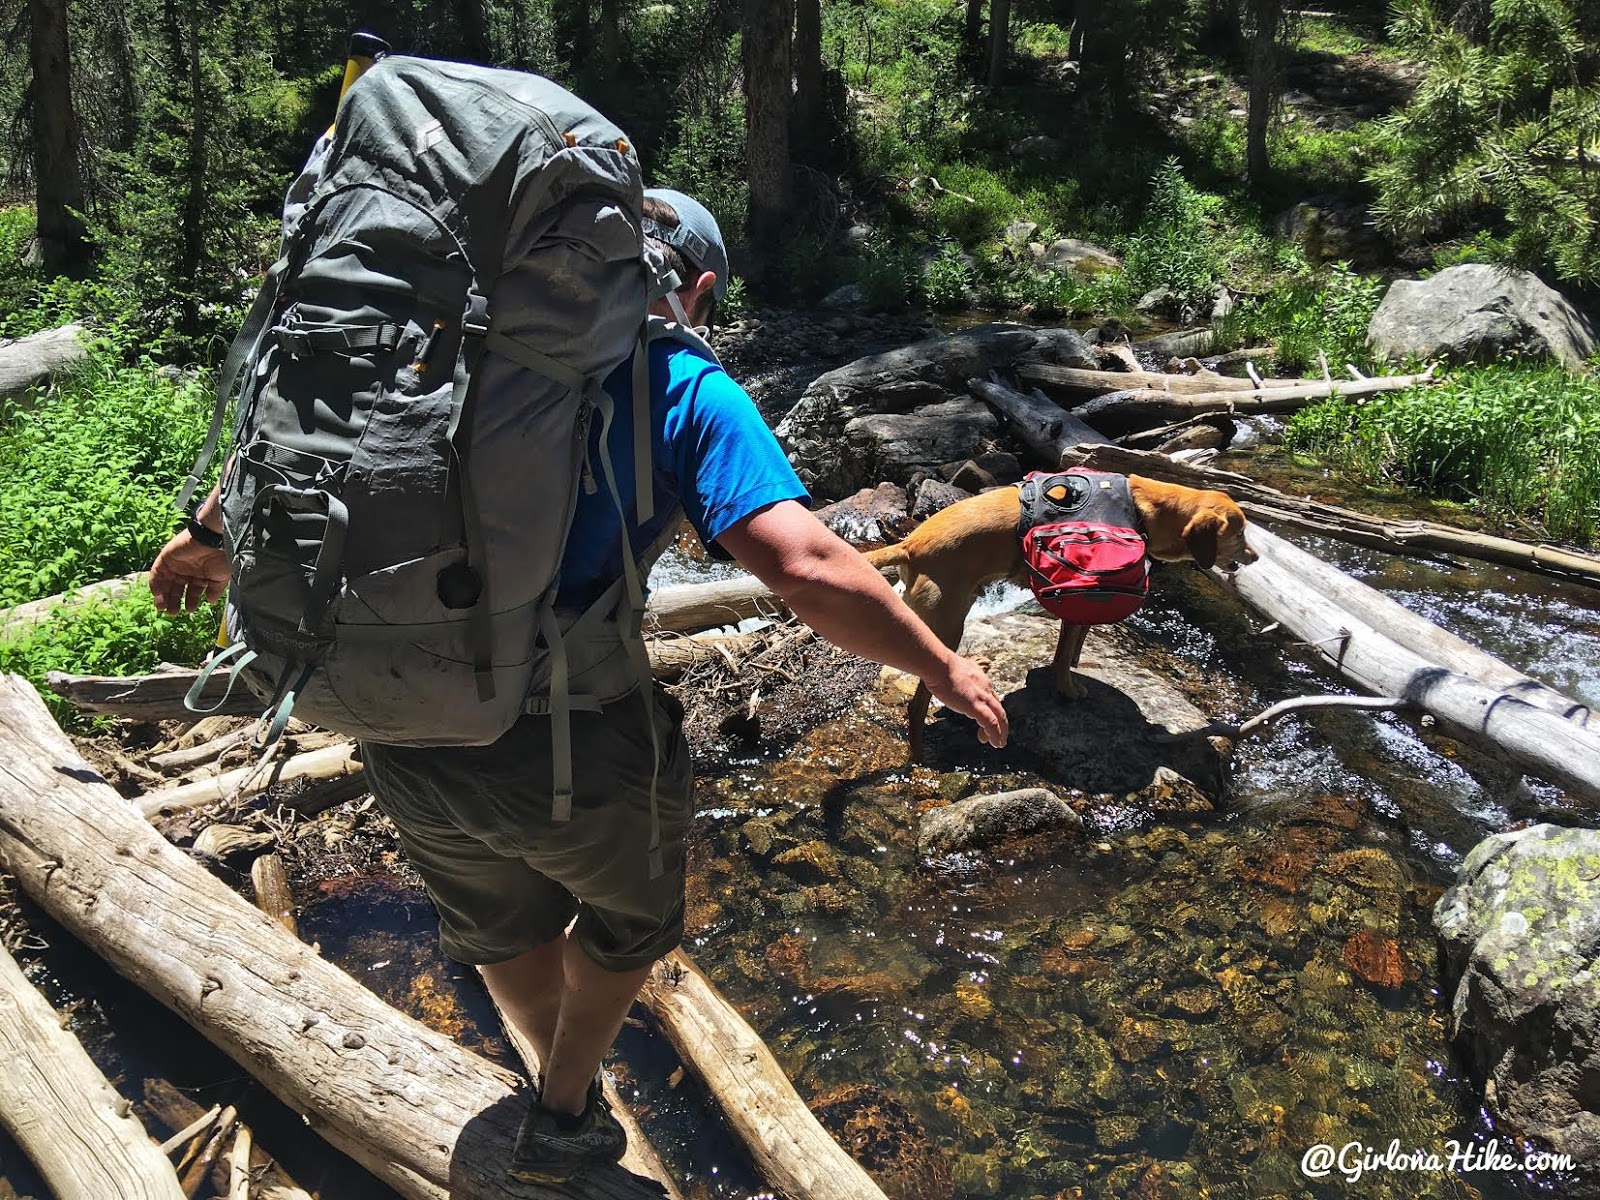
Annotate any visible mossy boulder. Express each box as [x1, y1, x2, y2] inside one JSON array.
[[1435, 823, 1600, 1182]]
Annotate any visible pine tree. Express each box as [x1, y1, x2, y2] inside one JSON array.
[[1369, 0, 1600, 282]]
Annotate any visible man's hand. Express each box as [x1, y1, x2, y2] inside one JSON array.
[[925, 651, 1008, 749], [717, 500, 1008, 749], [149, 530, 229, 614]]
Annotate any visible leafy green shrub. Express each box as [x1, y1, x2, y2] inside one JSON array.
[[1285, 365, 1600, 544], [924, 244, 973, 311], [0, 591, 218, 730], [1121, 158, 1225, 313], [856, 238, 921, 311], [0, 353, 211, 606], [1230, 263, 1386, 373]]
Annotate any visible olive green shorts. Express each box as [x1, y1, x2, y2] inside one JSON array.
[[361, 684, 692, 972]]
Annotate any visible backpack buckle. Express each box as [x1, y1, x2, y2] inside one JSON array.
[[462, 293, 490, 338]]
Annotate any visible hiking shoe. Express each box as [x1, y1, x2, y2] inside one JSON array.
[[509, 1073, 627, 1184]]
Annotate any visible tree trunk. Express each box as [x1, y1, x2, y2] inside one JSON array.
[[599, 0, 621, 71], [0, 674, 675, 1200], [792, 0, 823, 150], [27, 0, 89, 275], [0, 944, 185, 1199], [1211, 528, 1600, 805], [1246, 0, 1279, 183], [744, 0, 794, 250], [963, 0, 984, 77], [987, 0, 1010, 86], [456, 0, 490, 61], [178, 5, 207, 308]]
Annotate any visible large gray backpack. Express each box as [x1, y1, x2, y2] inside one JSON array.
[[179, 56, 685, 838]]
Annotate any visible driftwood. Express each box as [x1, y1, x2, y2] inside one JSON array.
[[0, 942, 187, 1199], [1018, 361, 1312, 402], [1066, 368, 1440, 436], [139, 743, 362, 820], [150, 727, 251, 773], [144, 1081, 314, 1200], [476, 972, 684, 1198], [50, 631, 765, 723], [0, 323, 88, 404], [1061, 442, 1600, 596], [968, 377, 1110, 463], [0, 673, 676, 1200], [1216, 528, 1600, 804], [0, 572, 144, 638], [638, 952, 889, 1200], [644, 578, 787, 634], [1156, 694, 1416, 741]]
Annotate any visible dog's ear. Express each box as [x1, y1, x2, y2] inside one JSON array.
[[1181, 510, 1221, 570]]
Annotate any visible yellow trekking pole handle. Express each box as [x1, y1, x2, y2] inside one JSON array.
[[330, 32, 392, 134]]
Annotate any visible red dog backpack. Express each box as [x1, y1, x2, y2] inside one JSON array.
[[1019, 469, 1150, 624]]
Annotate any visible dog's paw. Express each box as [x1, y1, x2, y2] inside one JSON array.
[[1056, 672, 1089, 702]]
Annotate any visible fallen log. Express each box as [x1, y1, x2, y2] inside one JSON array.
[[252, 853, 298, 937], [0, 572, 144, 638], [150, 727, 251, 773], [1213, 528, 1600, 804], [0, 323, 88, 405], [637, 951, 890, 1200], [1061, 442, 1600, 598], [1117, 414, 1236, 453], [1018, 361, 1312, 402], [1068, 368, 1439, 436], [0, 672, 675, 1200], [0, 941, 187, 1200], [144, 1081, 313, 1200], [140, 743, 362, 820], [644, 578, 787, 634], [50, 631, 764, 723], [968, 377, 1110, 463]]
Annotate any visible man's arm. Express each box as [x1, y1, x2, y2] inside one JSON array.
[[716, 499, 1008, 748]]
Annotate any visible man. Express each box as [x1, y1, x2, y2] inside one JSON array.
[[149, 188, 1008, 1182]]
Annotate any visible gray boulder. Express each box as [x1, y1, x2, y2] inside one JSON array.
[[1273, 194, 1389, 264], [918, 787, 1082, 863], [1368, 264, 1598, 370], [909, 477, 970, 521], [775, 324, 1096, 499], [1039, 238, 1122, 277], [821, 283, 868, 310], [812, 482, 913, 546], [1435, 824, 1600, 1179]]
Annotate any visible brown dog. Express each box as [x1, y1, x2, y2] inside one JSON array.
[[866, 476, 1257, 758]]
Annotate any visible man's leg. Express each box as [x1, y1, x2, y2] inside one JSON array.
[[479, 935, 567, 1070], [538, 941, 652, 1115]]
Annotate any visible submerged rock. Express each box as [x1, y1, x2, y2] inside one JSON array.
[[948, 611, 1229, 811], [917, 787, 1083, 864], [775, 324, 1095, 499], [810, 1083, 955, 1200], [1435, 823, 1600, 1177], [1368, 264, 1598, 370]]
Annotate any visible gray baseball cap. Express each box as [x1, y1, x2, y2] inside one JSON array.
[[643, 187, 729, 301]]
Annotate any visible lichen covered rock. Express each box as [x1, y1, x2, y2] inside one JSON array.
[[1435, 823, 1600, 1177]]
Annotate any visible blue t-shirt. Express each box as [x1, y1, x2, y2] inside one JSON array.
[[555, 338, 810, 608]]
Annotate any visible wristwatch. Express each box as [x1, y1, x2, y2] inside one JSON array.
[[182, 516, 225, 549]]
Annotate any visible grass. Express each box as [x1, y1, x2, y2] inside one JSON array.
[[1285, 365, 1600, 545]]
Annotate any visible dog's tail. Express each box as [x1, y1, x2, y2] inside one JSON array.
[[862, 542, 909, 580]]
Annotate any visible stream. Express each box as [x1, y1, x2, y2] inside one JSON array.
[[2, 379, 1596, 1199]]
